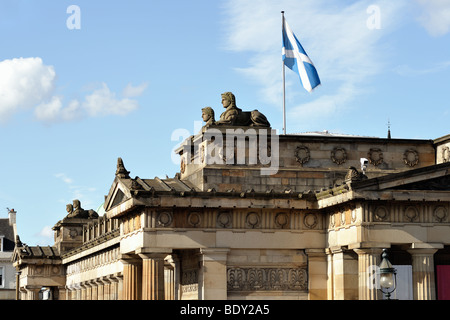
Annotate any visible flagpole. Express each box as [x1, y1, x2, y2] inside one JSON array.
[[281, 11, 286, 135]]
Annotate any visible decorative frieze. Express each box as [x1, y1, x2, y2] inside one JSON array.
[[144, 209, 322, 231], [227, 267, 308, 291], [66, 246, 120, 276], [122, 212, 142, 234]]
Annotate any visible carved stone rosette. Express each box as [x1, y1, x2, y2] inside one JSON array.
[[274, 212, 290, 229], [403, 149, 419, 167], [434, 206, 448, 222], [180, 157, 186, 174], [368, 148, 384, 166], [294, 146, 310, 166], [331, 147, 347, 165], [245, 212, 261, 229], [404, 206, 419, 222], [217, 211, 232, 228], [187, 212, 202, 227], [442, 146, 450, 163], [303, 213, 318, 229], [157, 211, 173, 227], [374, 206, 389, 221]]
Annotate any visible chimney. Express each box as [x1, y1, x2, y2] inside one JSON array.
[[8, 208, 16, 226]]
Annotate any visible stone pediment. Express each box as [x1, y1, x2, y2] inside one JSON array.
[[351, 162, 450, 192], [104, 178, 132, 212]]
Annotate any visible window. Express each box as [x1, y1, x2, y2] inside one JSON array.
[[0, 236, 3, 252], [0, 266, 4, 288]]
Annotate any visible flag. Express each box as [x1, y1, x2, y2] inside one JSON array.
[[282, 17, 320, 92]]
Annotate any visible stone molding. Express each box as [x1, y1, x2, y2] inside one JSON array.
[[227, 266, 308, 292]]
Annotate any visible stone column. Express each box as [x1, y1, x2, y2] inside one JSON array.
[[89, 280, 98, 300], [166, 254, 180, 300], [199, 248, 229, 300], [354, 248, 383, 300], [57, 286, 67, 300], [306, 249, 328, 300], [110, 274, 121, 300], [101, 277, 111, 300], [115, 274, 123, 300], [84, 281, 92, 300], [139, 252, 170, 300], [25, 286, 41, 300], [80, 283, 87, 300], [328, 247, 358, 300], [407, 246, 440, 300], [121, 255, 142, 300], [95, 279, 104, 300]]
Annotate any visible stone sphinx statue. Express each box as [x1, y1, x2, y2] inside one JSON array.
[[204, 92, 270, 127], [201, 107, 215, 126], [65, 199, 99, 219]]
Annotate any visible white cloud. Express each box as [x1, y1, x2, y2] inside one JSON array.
[[222, 0, 406, 130], [35, 96, 81, 123], [416, 0, 450, 37], [123, 82, 148, 97], [0, 57, 56, 121], [0, 56, 146, 124], [394, 60, 450, 76], [34, 82, 143, 123], [35, 225, 54, 245], [83, 82, 139, 117], [54, 173, 73, 184], [54, 173, 99, 214]]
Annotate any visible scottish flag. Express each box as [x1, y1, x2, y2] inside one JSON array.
[[282, 18, 320, 92]]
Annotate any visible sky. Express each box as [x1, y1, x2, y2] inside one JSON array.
[[0, 0, 449, 246]]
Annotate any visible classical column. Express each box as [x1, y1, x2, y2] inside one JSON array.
[[89, 280, 98, 300], [101, 277, 111, 300], [84, 281, 92, 300], [95, 279, 104, 300], [57, 286, 67, 300], [354, 248, 383, 300], [80, 283, 87, 300], [110, 274, 121, 300], [407, 247, 439, 300], [306, 249, 328, 300], [199, 248, 229, 300], [328, 247, 358, 300], [121, 255, 142, 300], [24, 286, 41, 300], [139, 252, 170, 300], [166, 254, 180, 300]]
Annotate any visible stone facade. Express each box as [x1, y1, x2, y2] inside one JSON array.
[[11, 123, 450, 300], [0, 209, 17, 300]]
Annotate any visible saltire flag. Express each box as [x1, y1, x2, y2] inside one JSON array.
[[282, 18, 320, 92]]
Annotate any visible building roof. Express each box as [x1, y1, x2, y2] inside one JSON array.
[[0, 217, 15, 252]]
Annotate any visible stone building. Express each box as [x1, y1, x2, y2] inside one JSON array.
[[12, 93, 450, 300], [0, 209, 18, 300]]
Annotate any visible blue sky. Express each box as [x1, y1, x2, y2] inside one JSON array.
[[0, 0, 449, 246]]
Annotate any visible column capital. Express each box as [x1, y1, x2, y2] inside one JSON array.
[[348, 242, 391, 250], [200, 248, 230, 262], [407, 242, 443, 255], [305, 249, 326, 257], [353, 248, 384, 256], [136, 247, 172, 255]]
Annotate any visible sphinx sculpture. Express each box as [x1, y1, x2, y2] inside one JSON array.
[[65, 199, 99, 219], [202, 92, 270, 127]]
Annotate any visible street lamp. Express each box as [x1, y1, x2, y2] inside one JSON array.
[[378, 249, 397, 300]]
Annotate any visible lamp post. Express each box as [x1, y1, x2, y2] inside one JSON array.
[[378, 249, 397, 300]]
